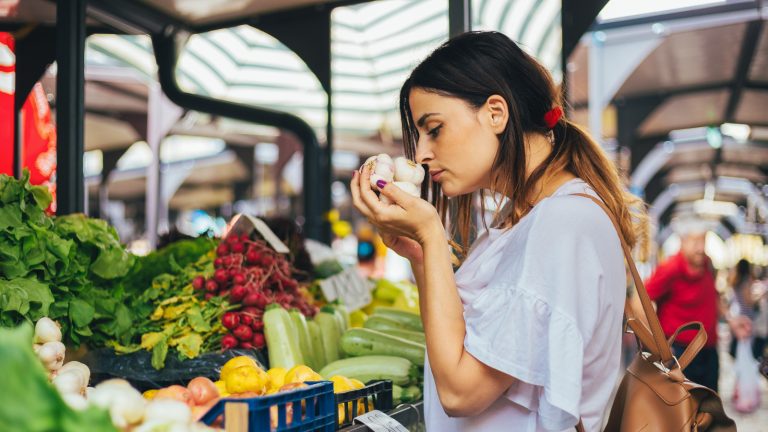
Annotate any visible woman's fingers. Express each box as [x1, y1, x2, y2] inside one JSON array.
[[359, 164, 388, 216], [349, 170, 375, 220]]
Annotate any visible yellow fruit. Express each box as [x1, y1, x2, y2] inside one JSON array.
[[142, 389, 158, 400], [349, 379, 365, 390], [284, 365, 321, 384], [266, 367, 287, 393], [225, 365, 267, 395], [214, 380, 230, 397], [349, 310, 368, 328], [329, 375, 355, 393], [220, 356, 259, 381]]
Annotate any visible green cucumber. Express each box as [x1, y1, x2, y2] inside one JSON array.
[[363, 315, 413, 332], [263, 304, 304, 369], [340, 328, 424, 366], [319, 355, 414, 386], [316, 306, 341, 364], [307, 319, 326, 369], [372, 307, 423, 331], [380, 328, 426, 345], [289, 308, 316, 370]]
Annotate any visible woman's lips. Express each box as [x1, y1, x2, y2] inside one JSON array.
[[430, 170, 445, 181]]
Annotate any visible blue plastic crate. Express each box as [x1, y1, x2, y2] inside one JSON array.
[[200, 381, 336, 431]]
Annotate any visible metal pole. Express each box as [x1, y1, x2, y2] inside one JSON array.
[[588, 32, 604, 146], [13, 109, 22, 178], [56, 0, 86, 214], [449, 0, 472, 37]]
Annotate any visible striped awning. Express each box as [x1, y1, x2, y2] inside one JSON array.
[[86, 0, 562, 142]]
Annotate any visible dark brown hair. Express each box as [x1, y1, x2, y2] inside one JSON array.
[[399, 31, 647, 255]]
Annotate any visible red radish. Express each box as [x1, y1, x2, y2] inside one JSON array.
[[240, 314, 253, 326], [255, 294, 269, 309], [252, 333, 265, 349], [216, 243, 230, 256], [229, 285, 246, 303], [205, 280, 219, 293], [251, 320, 264, 331], [245, 251, 260, 264], [232, 273, 246, 285], [233, 325, 253, 341], [192, 276, 205, 290], [242, 292, 261, 307], [221, 312, 240, 330], [214, 269, 229, 284], [228, 268, 239, 278], [230, 242, 245, 254], [239, 341, 254, 349], [221, 334, 238, 349], [214, 258, 223, 268]]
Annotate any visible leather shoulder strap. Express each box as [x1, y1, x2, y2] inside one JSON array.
[[569, 193, 673, 363]]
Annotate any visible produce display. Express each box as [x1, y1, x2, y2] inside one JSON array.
[[1, 170, 428, 431]]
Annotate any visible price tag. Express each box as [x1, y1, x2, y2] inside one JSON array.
[[354, 410, 409, 432], [319, 267, 373, 311]]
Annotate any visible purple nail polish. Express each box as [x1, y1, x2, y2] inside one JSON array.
[[376, 179, 387, 189]]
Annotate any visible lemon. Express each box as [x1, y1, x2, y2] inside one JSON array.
[[349, 378, 365, 390], [220, 355, 259, 381], [214, 379, 230, 397], [225, 365, 267, 395], [284, 365, 322, 384], [266, 367, 287, 393], [349, 310, 368, 328], [329, 375, 355, 393], [142, 389, 158, 400]]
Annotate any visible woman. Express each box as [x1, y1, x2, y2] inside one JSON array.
[[350, 31, 645, 431], [728, 259, 766, 360]]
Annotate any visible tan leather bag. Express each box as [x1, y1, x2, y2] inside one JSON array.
[[572, 194, 736, 432]]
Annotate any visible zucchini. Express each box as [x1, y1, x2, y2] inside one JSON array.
[[392, 384, 404, 405], [402, 385, 422, 402], [263, 304, 304, 369], [372, 307, 423, 331], [307, 319, 326, 369], [316, 306, 341, 364], [289, 308, 316, 370], [363, 315, 413, 332], [380, 328, 426, 345], [340, 328, 424, 366], [330, 299, 351, 331], [319, 355, 414, 386]]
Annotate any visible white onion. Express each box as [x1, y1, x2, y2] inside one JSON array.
[[53, 370, 83, 395], [62, 393, 88, 411], [35, 317, 62, 344], [60, 361, 90, 387], [144, 399, 192, 424], [37, 341, 66, 371], [90, 379, 146, 428]]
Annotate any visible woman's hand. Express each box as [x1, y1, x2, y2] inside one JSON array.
[[380, 232, 424, 266], [350, 164, 443, 247]]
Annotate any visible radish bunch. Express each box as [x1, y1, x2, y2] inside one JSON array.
[[191, 234, 317, 351]]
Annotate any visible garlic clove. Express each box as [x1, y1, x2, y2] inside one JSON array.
[[393, 181, 421, 197]]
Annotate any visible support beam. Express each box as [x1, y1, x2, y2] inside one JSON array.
[[152, 32, 328, 242], [448, 0, 471, 37], [723, 20, 763, 121], [56, 0, 86, 214]]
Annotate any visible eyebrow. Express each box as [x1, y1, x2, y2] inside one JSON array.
[[416, 113, 439, 127]]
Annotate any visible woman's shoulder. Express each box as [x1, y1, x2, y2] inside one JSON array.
[[532, 189, 614, 239]]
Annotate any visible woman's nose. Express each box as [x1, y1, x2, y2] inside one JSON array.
[[414, 140, 433, 165]]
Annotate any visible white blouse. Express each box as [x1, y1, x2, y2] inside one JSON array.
[[423, 179, 625, 431]]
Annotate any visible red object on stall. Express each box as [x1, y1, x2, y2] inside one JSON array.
[[0, 32, 14, 176], [22, 83, 57, 212]]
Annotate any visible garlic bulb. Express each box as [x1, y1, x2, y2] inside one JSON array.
[[380, 182, 421, 205], [393, 157, 425, 185], [363, 154, 395, 190]]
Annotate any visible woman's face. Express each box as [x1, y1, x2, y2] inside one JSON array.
[[409, 87, 503, 197]]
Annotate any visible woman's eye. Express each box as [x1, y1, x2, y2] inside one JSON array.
[[428, 125, 442, 138]]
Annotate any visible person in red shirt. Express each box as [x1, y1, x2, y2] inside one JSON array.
[[645, 225, 751, 392]]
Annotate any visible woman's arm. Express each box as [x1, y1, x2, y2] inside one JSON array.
[[416, 223, 516, 417]]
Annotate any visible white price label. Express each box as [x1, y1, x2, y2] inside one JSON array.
[[319, 267, 373, 311], [354, 410, 409, 432]]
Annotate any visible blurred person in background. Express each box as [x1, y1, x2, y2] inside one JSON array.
[[641, 222, 751, 391], [727, 259, 767, 361]]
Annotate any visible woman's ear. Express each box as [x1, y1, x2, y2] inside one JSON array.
[[485, 94, 509, 134]]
